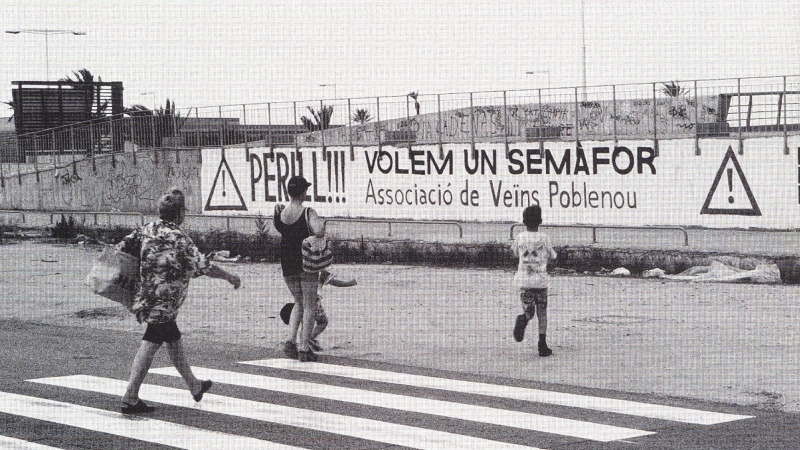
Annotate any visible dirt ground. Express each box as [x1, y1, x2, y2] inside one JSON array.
[[2, 241, 798, 413]]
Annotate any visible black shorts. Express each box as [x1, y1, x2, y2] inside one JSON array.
[[142, 320, 181, 344]]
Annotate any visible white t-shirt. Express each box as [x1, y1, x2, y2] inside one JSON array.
[[511, 231, 557, 289]]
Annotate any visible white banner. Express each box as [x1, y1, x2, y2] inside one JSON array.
[[201, 137, 800, 228]]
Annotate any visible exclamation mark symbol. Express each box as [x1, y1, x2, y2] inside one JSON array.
[[727, 168, 733, 204], [222, 170, 227, 197], [334, 151, 339, 193], [326, 151, 332, 203], [340, 150, 346, 203]]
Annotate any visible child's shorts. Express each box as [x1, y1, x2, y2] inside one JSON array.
[[520, 288, 548, 308], [142, 320, 181, 344]]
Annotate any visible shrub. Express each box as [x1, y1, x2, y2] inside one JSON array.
[[52, 215, 77, 239]]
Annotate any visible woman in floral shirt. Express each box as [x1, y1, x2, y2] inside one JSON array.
[[116, 188, 241, 414]]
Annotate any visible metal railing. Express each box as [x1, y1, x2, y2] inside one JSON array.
[[3, 75, 799, 164], [49, 211, 145, 226], [0, 210, 25, 223], [324, 217, 463, 239], [509, 223, 689, 246]]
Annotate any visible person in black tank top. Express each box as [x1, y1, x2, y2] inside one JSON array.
[[273, 176, 324, 362]]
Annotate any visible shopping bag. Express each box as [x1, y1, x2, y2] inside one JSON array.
[[85, 245, 140, 311], [302, 235, 333, 273]]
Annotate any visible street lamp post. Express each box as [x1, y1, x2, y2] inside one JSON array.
[[580, 0, 588, 101], [526, 70, 551, 88], [5, 29, 87, 80], [319, 84, 337, 99]]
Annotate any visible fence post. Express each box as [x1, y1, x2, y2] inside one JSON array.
[[783, 76, 789, 155], [347, 98, 354, 161], [168, 109, 178, 163], [267, 102, 274, 155], [503, 90, 509, 158], [293, 102, 300, 153], [376, 96, 382, 152], [737, 78, 743, 155], [109, 119, 116, 168], [538, 88, 544, 154], [218, 106, 225, 152], [89, 125, 97, 172], [469, 92, 476, 155], [612, 84, 618, 150], [574, 87, 580, 148], [150, 114, 158, 165], [32, 134, 40, 182], [320, 99, 326, 159], [437, 94, 443, 159], [652, 82, 659, 156], [405, 94, 412, 154], [694, 79, 700, 155], [242, 103, 249, 162]]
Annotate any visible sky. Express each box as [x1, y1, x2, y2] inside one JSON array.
[[1, 0, 798, 115]]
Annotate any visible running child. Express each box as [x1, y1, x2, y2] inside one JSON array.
[[511, 205, 558, 357]]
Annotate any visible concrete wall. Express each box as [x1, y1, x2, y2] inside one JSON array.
[[0, 149, 203, 214]]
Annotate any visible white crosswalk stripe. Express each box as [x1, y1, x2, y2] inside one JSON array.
[[243, 359, 754, 425], [1, 358, 755, 449], [0, 392, 300, 450], [29, 375, 542, 450], [0, 435, 62, 449], [150, 365, 653, 442]]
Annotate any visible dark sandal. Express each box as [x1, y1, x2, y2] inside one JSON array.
[[121, 400, 155, 414], [298, 350, 318, 362], [193, 380, 213, 402]]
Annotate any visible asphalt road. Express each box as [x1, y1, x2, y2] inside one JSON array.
[[0, 319, 796, 450], [0, 241, 798, 448]]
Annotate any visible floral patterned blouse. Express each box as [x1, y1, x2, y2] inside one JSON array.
[[116, 220, 210, 324]]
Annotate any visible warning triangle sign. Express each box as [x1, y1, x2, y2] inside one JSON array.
[[700, 146, 760, 216], [204, 149, 247, 211]]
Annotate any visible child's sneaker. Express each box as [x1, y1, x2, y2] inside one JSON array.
[[513, 314, 529, 342], [283, 341, 298, 359], [538, 342, 553, 357], [309, 338, 323, 352], [298, 350, 318, 362]]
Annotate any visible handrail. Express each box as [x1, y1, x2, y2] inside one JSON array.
[[324, 217, 463, 239], [184, 214, 271, 232], [510, 223, 689, 246], [49, 211, 144, 226], [0, 210, 25, 223]]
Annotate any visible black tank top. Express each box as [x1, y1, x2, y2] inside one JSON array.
[[273, 208, 311, 276]]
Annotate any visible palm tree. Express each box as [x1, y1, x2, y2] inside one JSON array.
[[660, 81, 690, 97], [408, 91, 420, 115], [4, 100, 15, 122], [300, 105, 334, 131], [351, 108, 373, 125], [123, 99, 187, 147], [60, 69, 108, 119]]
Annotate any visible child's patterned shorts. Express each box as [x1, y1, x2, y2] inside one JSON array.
[[520, 288, 548, 312]]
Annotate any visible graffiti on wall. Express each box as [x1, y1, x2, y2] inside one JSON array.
[[1, 150, 201, 213], [298, 95, 720, 147]]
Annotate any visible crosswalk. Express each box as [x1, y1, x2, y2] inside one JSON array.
[[1, 358, 753, 449]]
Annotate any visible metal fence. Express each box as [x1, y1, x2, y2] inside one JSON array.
[[2, 75, 800, 164]]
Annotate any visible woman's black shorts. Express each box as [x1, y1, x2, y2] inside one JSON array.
[[142, 320, 182, 344]]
